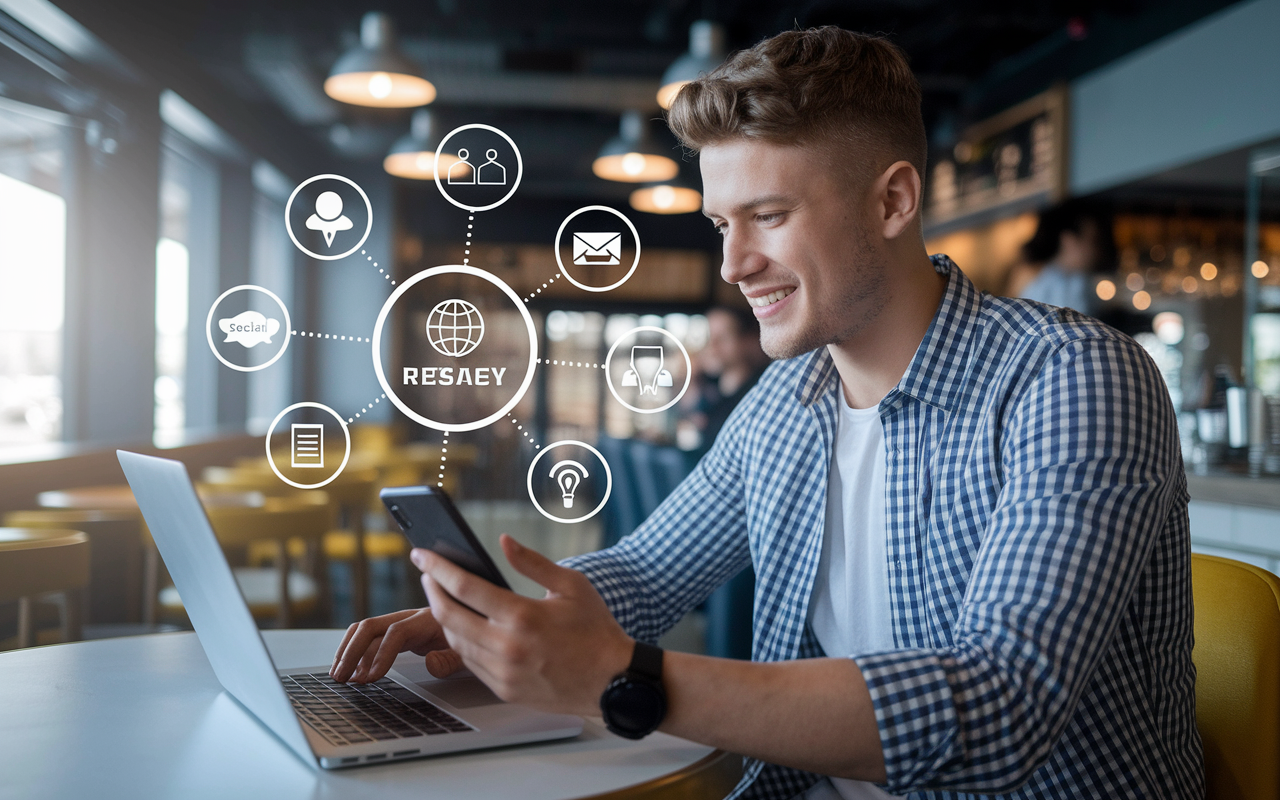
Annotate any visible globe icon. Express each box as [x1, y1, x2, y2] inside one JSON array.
[[426, 299, 485, 357]]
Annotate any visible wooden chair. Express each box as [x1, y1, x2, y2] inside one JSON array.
[[3, 509, 143, 625], [157, 501, 331, 628], [0, 528, 90, 649], [1190, 553, 1280, 799]]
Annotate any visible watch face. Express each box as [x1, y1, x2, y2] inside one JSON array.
[[602, 679, 666, 737]]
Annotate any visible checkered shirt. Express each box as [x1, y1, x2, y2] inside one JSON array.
[[563, 255, 1203, 799]]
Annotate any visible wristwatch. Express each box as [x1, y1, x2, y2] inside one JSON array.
[[599, 640, 667, 739]]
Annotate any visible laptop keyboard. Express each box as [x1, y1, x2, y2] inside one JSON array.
[[282, 672, 474, 746]]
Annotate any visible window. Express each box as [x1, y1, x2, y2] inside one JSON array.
[[0, 101, 67, 449], [154, 133, 218, 445], [247, 186, 293, 432]]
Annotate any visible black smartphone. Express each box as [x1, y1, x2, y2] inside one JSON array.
[[380, 485, 512, 590]]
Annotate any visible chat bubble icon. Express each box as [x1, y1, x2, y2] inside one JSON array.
[[219, 311, 281, 348]]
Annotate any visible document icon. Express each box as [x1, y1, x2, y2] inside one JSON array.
[[291, 424, 324, 469], [572, 232, 622, 266]]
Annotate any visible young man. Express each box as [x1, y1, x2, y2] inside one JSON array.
[[331, 27, 1203, 799]]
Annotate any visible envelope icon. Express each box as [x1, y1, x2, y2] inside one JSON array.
[[572, 232, 622, 266]]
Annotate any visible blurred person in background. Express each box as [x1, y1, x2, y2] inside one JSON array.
[[681, 305, 771, 456], [1007, 200, 1108, 314]]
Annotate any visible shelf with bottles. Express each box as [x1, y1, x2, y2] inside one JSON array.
[[1093, 214, 1267, 312]]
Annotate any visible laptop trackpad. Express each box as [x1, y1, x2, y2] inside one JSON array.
[[426, 677, 503, 709]]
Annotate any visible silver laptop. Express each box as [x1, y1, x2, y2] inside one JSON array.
[[117, 450, 583, 769]]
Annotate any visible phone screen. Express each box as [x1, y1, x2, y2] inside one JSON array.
[[381, 486, 511, 590]]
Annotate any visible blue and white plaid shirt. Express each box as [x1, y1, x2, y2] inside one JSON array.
[[564, 255, 1203, 799]]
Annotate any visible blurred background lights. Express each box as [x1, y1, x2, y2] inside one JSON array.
[[1153, 311, 1185, 345], [324, 12, 435, 108], [1200, 262, 1218, 280], [1095, 279, 1116, 300], [1133, 290, 1152, 310], [593, 111, 679, 183], [1254, 260, 1271, 278]]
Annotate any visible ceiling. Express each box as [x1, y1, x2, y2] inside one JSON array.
[[43, 0, 1241, 198]]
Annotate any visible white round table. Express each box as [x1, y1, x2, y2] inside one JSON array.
[[0, 629, 739, 800]]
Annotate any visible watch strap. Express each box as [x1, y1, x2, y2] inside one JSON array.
[[628, 640, 663, 683]]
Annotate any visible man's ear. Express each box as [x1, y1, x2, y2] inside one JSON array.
[[876, 161, 922, 241]]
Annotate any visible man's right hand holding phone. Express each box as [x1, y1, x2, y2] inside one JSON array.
[[329, 607, 464, 684]]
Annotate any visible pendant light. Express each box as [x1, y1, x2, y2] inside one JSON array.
[[630, 172, 702, 215], [383, 110, 464, 179], [592, 111, 679, 183], [657, 21, 726, 109], [325, 12, 435, 108]]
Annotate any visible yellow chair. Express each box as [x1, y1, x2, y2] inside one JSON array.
[[4, 509, 143, 624], [158, 502, 331, 628], [204, 464, 382, 618], [0, 528, 90, 649], [1191, 553, 1280, 800]]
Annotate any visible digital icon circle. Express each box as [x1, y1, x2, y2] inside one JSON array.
[[265, 402, 352, 490], [285, 174, 372, 260], [205, 285, 291, 373], [554, 205, 642, 293], [527, 440, 613, 524], [433, 124, 523, 213], [604, 326, 692, 414], [426, 299, 485, 357], [372, 265, 538, 432]]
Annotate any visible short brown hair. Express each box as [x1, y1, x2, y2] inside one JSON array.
[[667, 27, 926, 183]]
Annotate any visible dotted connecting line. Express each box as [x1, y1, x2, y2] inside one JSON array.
[[361, 249, 395, 286], [509, 415, 539, 449], [537, 357, 604, 370], [437, 433, 449, 488], [347, 394, 386, 424], [463, 215, 473, 265], [524, 273, 563, 303], [292, 330, 371, 343]]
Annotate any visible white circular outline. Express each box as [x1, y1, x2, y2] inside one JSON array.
[[372, 265, 538, 432], [527, 440, 613, 524], [554, 205, 642, 293], [604, 326, 693, 414], [265, 402, 352, 490], [205, 284, 292, 373], [284, 174, 373, 261], [433, 124, 524, 213]]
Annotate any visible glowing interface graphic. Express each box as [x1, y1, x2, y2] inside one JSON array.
[[198, 133, 696, 530]]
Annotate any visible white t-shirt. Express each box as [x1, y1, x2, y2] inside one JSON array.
[[803, 393, 903, 800]]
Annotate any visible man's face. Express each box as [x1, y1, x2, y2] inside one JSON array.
[[700, 139, 888, 359]]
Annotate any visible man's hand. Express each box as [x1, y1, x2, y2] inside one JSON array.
[[329, 607, 464, 684], [413, 534, 634, 717]]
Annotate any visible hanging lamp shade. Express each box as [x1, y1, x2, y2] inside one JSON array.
[[383, 110, 465, 180], [657, 21, 726, 109], [592, 111, 679, 183], [325, 12, 435, 108], [630, 174, 702, 215]]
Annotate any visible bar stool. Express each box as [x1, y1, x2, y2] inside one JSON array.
[[0, 528, 90, 649], [157, 502, 331, 628], [3, 509, 143, 625]]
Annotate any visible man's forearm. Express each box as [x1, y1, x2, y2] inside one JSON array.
[[658, 651, 887, 782]]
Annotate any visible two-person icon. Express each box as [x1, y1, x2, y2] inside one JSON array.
[[305, 191, 353, 248], [447, 148, 507, 186]]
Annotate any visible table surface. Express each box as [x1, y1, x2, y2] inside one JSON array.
[[37, 484, 266, 511], [0, 629, 722, 800]]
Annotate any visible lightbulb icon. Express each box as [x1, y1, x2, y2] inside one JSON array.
[[549, 460, 589, 509]]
